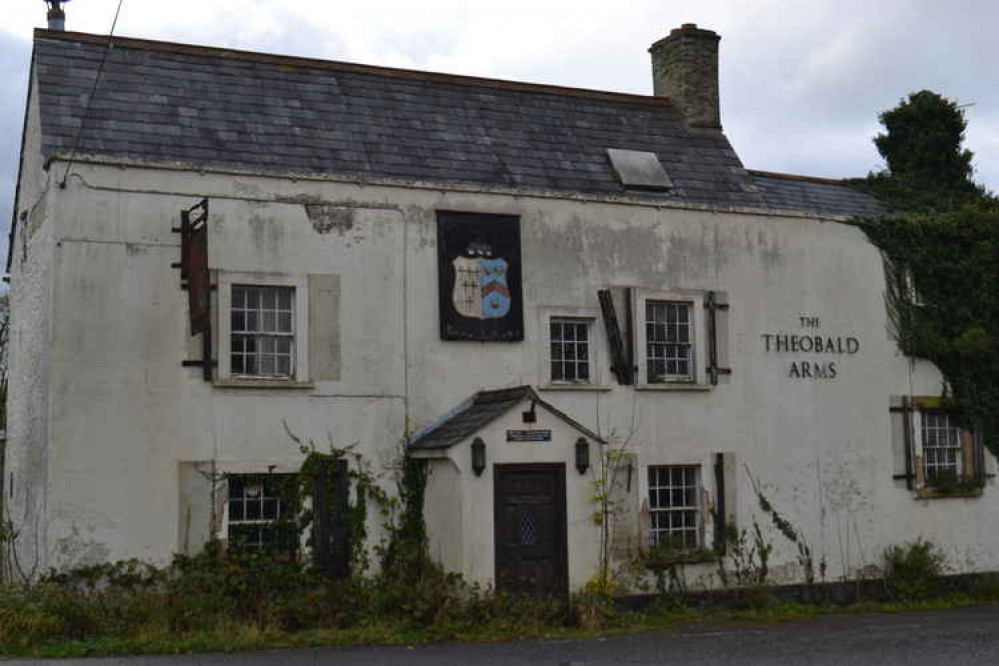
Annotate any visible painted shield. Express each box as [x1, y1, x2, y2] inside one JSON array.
[[452, 256, 511, 319], [479, 257, 511, 318]]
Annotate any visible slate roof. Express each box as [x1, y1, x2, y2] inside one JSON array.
[[29, 30, 884, 218], [750, 171, 889, 218], [408, 386, 602, 451]]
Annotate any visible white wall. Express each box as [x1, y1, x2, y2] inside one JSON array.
[[5, 76, 57, 577], [7, 154, 996, 586]]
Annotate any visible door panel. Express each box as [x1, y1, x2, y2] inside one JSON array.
[[494, 464, 568, 599]]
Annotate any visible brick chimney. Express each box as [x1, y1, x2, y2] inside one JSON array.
[[649, 23, 721, 130]]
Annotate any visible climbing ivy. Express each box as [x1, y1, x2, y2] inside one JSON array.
[[848, 90, 999, 455], [850, 202, 999, 454], [380, 456, 429, 578]]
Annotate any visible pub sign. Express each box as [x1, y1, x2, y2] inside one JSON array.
[[437, 211, 523, 341]]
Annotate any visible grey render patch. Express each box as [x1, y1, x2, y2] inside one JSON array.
[[606, 148, 673, 191], [304, 204, 355, 235]]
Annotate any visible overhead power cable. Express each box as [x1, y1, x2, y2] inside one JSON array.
[[59, 0, 125, 188]]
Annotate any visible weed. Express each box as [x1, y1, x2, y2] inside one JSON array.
[[882, 539, 946, 601]]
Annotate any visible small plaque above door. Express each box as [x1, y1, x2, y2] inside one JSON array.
[[507, 430, 552, 442]]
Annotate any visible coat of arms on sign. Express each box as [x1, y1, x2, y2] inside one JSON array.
[[437, 212, 523, 341]]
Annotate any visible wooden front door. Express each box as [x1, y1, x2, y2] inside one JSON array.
[[494, 464, 568, 599]]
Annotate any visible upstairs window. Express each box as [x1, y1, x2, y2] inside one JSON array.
[[890, 397, 991, 496], [231, 285, 295, 378], [550, 318, 592, 384], [645, 300, 694, 382], [922, 411, 962, 484]]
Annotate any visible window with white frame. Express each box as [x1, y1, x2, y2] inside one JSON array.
[[645, 300, 694, 382], [227, 474, 299, 555], [648, 465, 701, 551], [231, 285, 295, 378], [549, 317, 592, 383], [922, 411, 962, 484]]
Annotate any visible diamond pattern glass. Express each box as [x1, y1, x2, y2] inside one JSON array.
[[520, 510, 537, 546]]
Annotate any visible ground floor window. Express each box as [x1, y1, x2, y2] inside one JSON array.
[[648, 465, 701, 551], [227, 474, 299, 556]]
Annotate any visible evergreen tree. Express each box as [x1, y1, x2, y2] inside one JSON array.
[[874, 89, 976, 193]]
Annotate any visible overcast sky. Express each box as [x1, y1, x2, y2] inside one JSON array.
[[2, 0, 997, 267]]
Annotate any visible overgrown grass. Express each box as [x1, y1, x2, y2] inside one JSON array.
[[3, 550, 999, 658]]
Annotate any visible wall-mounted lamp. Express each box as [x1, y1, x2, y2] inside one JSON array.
[[522, 400, 537, 424], [471, 437, 487, 476], [575, 438, 590, 475]]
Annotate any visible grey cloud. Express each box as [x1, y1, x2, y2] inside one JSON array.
[[720, 0, 999, 187]]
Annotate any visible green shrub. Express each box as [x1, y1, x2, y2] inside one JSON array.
[[0, 584, 98, 648], [570, 575, 617, 630], [970, 574, 999, 602], [883, 539, 946, 601]]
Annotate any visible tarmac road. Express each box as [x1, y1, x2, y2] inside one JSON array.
[[5, 605, 999, 665]]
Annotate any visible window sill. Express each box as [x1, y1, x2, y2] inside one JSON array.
[[636, 383, 712, 392], [644, 550, 718, 568], [213, 378, 316, 390], [915, 487, 983, 500], [538, 383, 613, 392]]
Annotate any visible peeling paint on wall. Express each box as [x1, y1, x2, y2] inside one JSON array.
[[304, 204, 355, 235], [54, 525, 112, 569]]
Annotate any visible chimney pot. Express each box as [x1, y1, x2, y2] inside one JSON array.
[[649, 24, 722, 130], [44, 0, 68, 31]]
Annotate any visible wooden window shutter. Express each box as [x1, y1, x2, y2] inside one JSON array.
[[704, 291, 731, 385], [889, 396, 916, 490], [598, 289, 634, 385], [175, 198, 213, 381], [183, 199, 211, 337], [968, 430, 985, 488], [713, 452, 737, 554], [312, 457, 351, 580]]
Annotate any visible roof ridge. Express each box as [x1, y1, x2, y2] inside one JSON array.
[[748, 169, 852, 186], [34, 28, 674, 108]]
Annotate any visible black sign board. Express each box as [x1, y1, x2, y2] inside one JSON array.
[[507, 430, 552, 442], [437, 211, 523, 341]]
